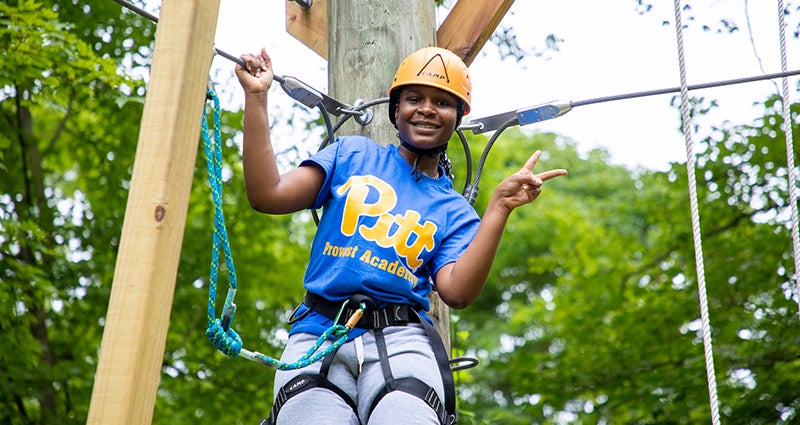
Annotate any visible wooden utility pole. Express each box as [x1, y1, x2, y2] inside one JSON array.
[[87, 0, 220, 423], [325, 1, 453, 342]]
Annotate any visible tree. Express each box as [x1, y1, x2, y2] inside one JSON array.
[[455, 95, 800, 424], [1, 1, 142, 422]]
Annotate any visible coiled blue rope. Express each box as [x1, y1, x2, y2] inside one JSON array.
[[201, 90, 242, 357], [201, 89, 357, 370]]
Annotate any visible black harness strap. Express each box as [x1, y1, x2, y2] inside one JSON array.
[[261, 344, 360, 425], [369, 377, 451, 424], [374, 328, 394, 382], [417, 309, 458, 424], [265, 293, 459, 425], [367, 309, 457, 425], [299, 292, 418, 329]]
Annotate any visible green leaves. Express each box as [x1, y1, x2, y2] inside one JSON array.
[[454, 103, 800, 424], [0, 1, 129, 105]]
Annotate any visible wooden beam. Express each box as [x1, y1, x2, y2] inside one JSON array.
[[285, 0, 515, 65], [286, 0, 328, 59], [437, 0, 516, 65], [86, 0, 220, 423]]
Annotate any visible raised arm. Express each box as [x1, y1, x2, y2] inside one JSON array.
[[236, 48, 324, 214], [435, 150, 568, 309]]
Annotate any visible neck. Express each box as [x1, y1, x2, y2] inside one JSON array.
[[398, 143, 440, 179]]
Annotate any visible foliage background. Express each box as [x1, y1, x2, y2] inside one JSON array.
[[1, 1, 799, 424]]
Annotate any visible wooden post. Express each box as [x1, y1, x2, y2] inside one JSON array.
[[287, 0, 517, 67], [437, 0, 517, 64], [286, 0, 328, 59], [326, 1, 453, 344], [86, 0, 220, 423]]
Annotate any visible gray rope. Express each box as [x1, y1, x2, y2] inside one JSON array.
[[672, 2, 722, 424], [776, 0, 800, 322]]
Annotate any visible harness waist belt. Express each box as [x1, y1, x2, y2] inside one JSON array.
[[302, 292, 422, 330]]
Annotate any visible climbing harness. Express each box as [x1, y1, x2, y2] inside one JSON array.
[[262, 293, 460, 425], [262, 346, 356, 425]]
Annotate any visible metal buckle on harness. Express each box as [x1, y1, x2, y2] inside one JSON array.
[[286, 302, 312, 325]]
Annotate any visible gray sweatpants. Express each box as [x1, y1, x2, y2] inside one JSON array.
[[272, 324, 444, 424]]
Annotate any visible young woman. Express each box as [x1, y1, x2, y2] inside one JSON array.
[[236, 46, 567, 425]]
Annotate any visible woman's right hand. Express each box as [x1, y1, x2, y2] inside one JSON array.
[[236, 47, 273, 95]]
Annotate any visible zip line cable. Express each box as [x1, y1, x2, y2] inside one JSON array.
[[461, 69, 800, 134], [112, 0, 800, 137], [111, 0, 372, 125], [776, 0, 800, 322], [572, 70, 800, 108], [113, 0, 799, 139], [672, 1, 721, 424], [110, 0, 240, 67]]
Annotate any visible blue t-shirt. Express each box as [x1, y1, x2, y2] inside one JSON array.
[[290, 136, 480, 339]]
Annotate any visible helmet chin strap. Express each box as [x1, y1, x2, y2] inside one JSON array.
[[398, 136, 448, 157], [397, 134, 449, 181]]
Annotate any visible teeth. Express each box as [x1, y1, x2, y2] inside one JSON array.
[[416, 124, 436, 129]]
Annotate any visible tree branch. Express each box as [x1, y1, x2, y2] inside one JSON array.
[[45, 88, 76, 154]]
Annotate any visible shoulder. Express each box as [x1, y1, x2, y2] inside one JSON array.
[[303, 135, 389, 174], [320, 136, 392, 166], [334, 135, 385, 154]]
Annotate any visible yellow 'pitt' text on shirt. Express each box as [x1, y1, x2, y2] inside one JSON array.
[[337, 175, 437, 270]]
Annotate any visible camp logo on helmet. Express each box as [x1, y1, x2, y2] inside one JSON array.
[[415, 54, 450, 83]]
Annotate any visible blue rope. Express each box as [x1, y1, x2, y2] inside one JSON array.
[[201, 90, 242, 357], [201, 89, 357, 370]]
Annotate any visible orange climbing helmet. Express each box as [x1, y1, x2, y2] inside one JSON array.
[[388, 47, 471, 126]]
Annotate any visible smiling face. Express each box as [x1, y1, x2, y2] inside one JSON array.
[[394, 85, 459, 150]]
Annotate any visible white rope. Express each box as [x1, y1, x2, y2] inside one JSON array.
[[671, 2, 722, 424], [776, 0, 800, 322]]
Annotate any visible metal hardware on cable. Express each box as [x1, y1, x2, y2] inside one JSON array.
[[201, 90, 363, 370], [671, 2, 721, 424], [461, 102, 571, 135], [461, 116, 517, 206], [449, 356, 479, 372], [290, 0, 312, 9]]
